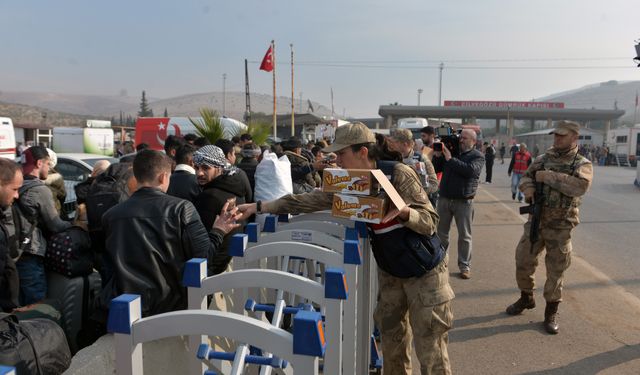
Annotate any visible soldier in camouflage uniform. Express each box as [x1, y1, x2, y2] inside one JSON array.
[[506, 121, 593, 334], [237, 122, 455, 374]]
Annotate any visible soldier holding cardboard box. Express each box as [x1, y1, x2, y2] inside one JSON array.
[[237, 122, 455, 375]]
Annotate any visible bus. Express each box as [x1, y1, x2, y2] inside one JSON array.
[[0, 117, 16, 159]]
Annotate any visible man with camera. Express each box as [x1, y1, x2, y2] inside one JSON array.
[[432, 129, 484, 279], [505, 121, 592, 334]]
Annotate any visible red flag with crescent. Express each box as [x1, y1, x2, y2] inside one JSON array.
[[260, 45, 274, 72]]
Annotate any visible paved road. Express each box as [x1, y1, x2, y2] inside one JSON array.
[[427, 159, 640, 374]]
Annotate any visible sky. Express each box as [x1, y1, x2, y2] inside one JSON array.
[[0, 0, 638, 117]]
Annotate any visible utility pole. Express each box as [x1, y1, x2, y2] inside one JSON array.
[[222, 73, 227, 116], [417, 88, 423, 106], [438, 62, 444, 106], [244, 59, 251, 123]]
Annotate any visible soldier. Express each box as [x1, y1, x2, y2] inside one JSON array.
[[505, 121, 593, 334]]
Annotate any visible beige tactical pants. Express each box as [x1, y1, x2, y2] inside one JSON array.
[[515, 221, 573, 302], [373, 259, 454, 375]]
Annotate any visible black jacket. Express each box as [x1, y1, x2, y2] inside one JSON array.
[[433, 148, 485, 199], [194, 171, 252, 274], [167, 170, 201, 203], [99, 187, 223, 317], [0, 218, 19, 312], [237, 157, 258, 193]]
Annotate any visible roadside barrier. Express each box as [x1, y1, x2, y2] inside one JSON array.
[[184, 258, 348, 375], [107, 294, 326, 375], [243, 214, 380, 374]]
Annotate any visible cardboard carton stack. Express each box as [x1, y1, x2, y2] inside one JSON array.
[[322, 168, 406, 224]]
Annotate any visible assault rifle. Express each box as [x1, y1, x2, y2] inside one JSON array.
[[519, 180, 544, 253]]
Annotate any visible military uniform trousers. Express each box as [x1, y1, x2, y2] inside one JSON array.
[[515, 221, 573, 302], [373, 255, 454, 375]]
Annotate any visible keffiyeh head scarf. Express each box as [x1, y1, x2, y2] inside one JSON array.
[[193, 145, 237, 175]]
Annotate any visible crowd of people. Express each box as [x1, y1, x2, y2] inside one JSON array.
[[0, 121, 594, 374]]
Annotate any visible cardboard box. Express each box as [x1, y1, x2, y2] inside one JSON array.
[[322, 169, 375, 195], [332, 194, 387, 224], [330, 169, 406, 224]]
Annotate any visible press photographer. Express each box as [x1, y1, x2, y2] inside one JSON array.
[[432, 128, 484, 279]]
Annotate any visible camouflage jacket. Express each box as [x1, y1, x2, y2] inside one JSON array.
[[519, 146, 593, 229], [269, 162, 453, 305], [284, 151, 317, 190]]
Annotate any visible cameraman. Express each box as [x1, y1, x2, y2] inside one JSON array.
[[432, 129, 484, 279]]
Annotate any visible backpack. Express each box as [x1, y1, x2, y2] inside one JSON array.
[[0, 313, 72, 374], [367, 161, 445, 278], [44, 226, 93, 278], [5, 184, 39, 260], [85, 163, 131, 252]]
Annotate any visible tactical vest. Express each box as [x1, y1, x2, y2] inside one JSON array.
[[540, 152, 588, 210]]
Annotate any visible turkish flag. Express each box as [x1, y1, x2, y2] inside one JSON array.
[[260, 45, 273, 72]]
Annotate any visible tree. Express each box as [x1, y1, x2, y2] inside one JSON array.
[[189, 108, 226, 144], [246, 120, 272, 146], [138, 90, 154, 117], [163, 107, 168, 117]]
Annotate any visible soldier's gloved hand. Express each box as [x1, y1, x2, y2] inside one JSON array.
[[523, 187, 535, 203], [535, 170, 555, 183]]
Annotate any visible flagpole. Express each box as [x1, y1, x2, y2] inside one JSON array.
[[290, 43, 295, 137], [272, 40, 277, 140], [635, 90, 638, 125]]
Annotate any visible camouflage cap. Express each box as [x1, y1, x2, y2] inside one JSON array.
[[323, 122, 376, 152], [550, 121, 580, 136], [390, 128, 414, 144]]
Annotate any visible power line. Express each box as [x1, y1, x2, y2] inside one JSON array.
[[296, 57, 631, 64], [248, 61, 635, 70]]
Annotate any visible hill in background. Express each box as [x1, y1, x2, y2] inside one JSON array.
[[0, 90, 333, 125], [538, 80, 640, 125], [0, 101, 102, 127], [2, 80, 639, 127]]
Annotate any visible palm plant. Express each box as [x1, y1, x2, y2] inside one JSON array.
[[246, 120, 272, 146], [189, 108, 225, 144]]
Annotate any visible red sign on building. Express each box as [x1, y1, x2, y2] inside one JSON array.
[[444, 100, 564, 109]]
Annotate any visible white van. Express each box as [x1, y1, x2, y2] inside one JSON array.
[[397, 117, 429, 139], [52, 127, 115, 156], [0, 117, 17, 159]]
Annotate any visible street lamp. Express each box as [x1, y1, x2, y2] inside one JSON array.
[[417, 89, 423, 106], [222, 73, 227, 116]]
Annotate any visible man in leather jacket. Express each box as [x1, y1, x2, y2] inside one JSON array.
[[98, 150, 240, 317]]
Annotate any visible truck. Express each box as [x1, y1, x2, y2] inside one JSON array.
[[397, 117, 430, 139], [52, 126, 114, 156], [134, 116, 247, 151], [606, 124, 640, 163], [0, 117, 17, 159]]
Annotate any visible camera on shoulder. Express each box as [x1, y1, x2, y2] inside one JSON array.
[[436, 125, 461, 156]]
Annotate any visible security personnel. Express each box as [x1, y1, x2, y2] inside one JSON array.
[[506, 120, 593, 334]]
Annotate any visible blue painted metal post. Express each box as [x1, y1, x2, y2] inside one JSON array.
[[108, 294, 143, 375]]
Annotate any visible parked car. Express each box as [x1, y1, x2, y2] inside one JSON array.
[[55, 153, 119, 216]]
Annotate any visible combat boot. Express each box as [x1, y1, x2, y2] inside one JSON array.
[[544, 302, 560, 334], [506, 291, 535, 315]]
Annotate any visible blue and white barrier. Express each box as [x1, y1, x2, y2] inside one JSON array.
[[108, 294, 326, 375], [238, 215, 371, 375], [274, 213, 378, 375], [184, 258, 348, 375]]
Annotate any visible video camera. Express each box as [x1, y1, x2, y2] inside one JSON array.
[[433, 125, 461, 157]]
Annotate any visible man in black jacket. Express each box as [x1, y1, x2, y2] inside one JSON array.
[[432, 129, 485, 280], [0, 158, 22, 312], [167, 144, 201, 203], [193, 145, 252, 274], [99, 150, 240, 317]]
